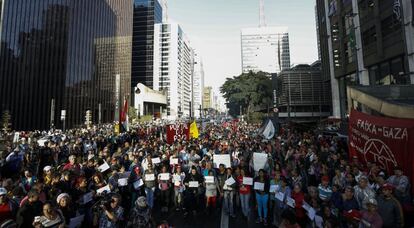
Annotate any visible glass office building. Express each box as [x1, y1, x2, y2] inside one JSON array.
[[0, 0, 132, 130], [131, 0, 163, 89]]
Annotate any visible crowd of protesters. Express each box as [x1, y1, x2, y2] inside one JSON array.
[[0, 120, 412, 228]]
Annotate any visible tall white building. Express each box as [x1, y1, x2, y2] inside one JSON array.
[[192, 52, 205, 118], [153, 23, 194, 119], [241, 27, 290, 74]]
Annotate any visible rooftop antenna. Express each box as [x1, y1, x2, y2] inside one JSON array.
[[259, 0, 266, 27]]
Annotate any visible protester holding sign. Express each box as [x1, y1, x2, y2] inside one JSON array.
[[143, 164, 157, 209], [158, 166, 171, 213], [204, 170, 219, 214], [273, 176, 291, 227], [237, 168, 251, 219], [222, 168, 236, 218], [183, 166, 203, 216], [254, 169, 269, 225]]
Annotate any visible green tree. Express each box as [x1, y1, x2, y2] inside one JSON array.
[[220, 71, 272, 119], [128, 106, 137, 123]]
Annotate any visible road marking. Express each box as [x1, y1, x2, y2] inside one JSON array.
[[220, 203, 229, 228]]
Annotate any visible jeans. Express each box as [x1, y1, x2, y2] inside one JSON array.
[[174, 188, 183, 209], [145, 187, 155, 208], [240, 193, 250, 217], [255, 193, 268, 220], [223, 191, 235, 216]]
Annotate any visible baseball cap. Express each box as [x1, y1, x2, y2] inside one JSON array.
[[43, 166, 52, 172]]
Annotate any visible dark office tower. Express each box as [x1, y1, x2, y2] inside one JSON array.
[[0, 0, 132, 130], [131, 0, 163, 89]]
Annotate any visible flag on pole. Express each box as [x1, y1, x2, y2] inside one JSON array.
[[262, 119, 275, 140], [120, 99, 129, 132], [189, 121, 199, 139]]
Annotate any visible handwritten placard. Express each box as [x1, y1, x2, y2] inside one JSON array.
[[98, 162, 110, 172], [242, 177, 253, 185], [133, 179, 144, 189], [82, 192, 93, 204], [152, 157, 161, 164], [205, 176, 215, 183], [159, 173, 170, 181], [117, 178, 128, 186], [189, 181, 199, 188], [170, 158, 179, 165], [145, 174, 155, 181], [97, 185, 111, 194], [254, 182, 264, 191], [225, 177, 236, 186]]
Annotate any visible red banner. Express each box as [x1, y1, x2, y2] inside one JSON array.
[[349, 109, 414, 193], [166, 124, 190, 145]]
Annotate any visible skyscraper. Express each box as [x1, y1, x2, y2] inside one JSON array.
[[131, 0, 163, 89], [153, 23, 194, 119], [241, 27, 290, 74], [241, 0, 290, 74], [0, 0, 132, 130], [193, 52, 205, 118]]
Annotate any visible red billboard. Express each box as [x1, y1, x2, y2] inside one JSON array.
[[349, 109, 414, 192]]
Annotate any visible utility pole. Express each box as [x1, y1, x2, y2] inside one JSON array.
[[50, 99, 55, 129], [259, 0, 266, 27], [272, 73, 279, 135]]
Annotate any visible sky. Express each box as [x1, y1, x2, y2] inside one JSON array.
[[168, 0, 319, 93]]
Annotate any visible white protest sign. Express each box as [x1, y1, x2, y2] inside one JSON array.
[[189, 181, 199, 188], [213, 154, 231, 168], [308, 207, 316, 220], [97, 185, 111, 194], [254, 182, 265, 191], [152, 157, 161, 164], [286, 196, 295, 208], [133, 179, 144, 189], [69, 215, 84, 228], [253, 153, 267, 171], [269, 185, 279, 193], [170, 158, 179, 165], [275, 192, 285, 201], [225, 177, 236, 186], [242, 177, 253, 185], [159, 173, 170, 181], [82, 192, 93, 204], [302, 201, 311, 211], [205, 176, 215, 183], [98, 162, 110, 172], [145, 174, 155, 181], [117, 178, 128, 186]]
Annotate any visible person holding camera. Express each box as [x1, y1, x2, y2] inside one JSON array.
[[93, 194, 124, 228]]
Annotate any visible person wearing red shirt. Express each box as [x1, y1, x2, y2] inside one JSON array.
[[237, 168, 251, 219], [62, 155, 80, 174], [0, 188, 17, 226], [291, 183, 306, 227]]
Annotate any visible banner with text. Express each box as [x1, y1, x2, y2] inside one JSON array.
[[166, 124, 190, 145], [349, 109, 414, 193]]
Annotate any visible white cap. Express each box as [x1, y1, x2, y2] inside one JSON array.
[[43, 166, 52, 172]]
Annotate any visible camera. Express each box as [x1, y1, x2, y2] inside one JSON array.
[[92, 192, 113, 212]]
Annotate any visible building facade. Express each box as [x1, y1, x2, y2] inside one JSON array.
[[193, 52, 205, 118], [316, 0, 414, 118], [277, 62, 332, 121], [202, 87, 213, 110], [153, 23, 194, 119], [131, 0, 163, 89], [0, 0, 132, 130], [241, 27, 291, 74]]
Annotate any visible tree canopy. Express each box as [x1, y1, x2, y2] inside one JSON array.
[[220, 71, 272, 118]]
